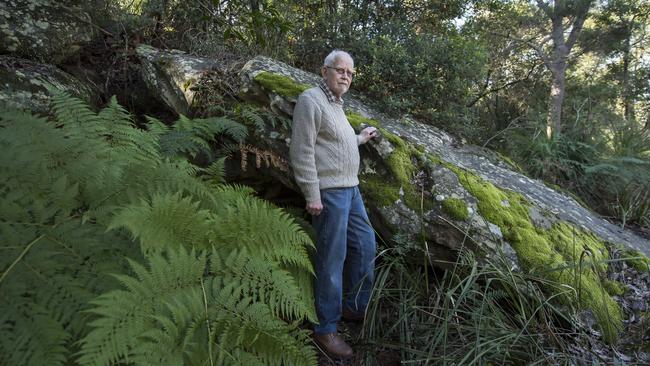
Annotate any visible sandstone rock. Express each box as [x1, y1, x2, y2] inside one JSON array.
[[135, 44, 224, 116], [237, 56, 650, 260], [107, 45, 650, 341], [133, 47, 650, 264], [0, 55, 96, 114], [0, 0, 94, 64]]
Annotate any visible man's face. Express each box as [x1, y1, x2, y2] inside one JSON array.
[[322, 56, 354, 99]]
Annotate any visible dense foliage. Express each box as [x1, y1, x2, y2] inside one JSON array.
[[0, 94, 317, 365], [4, 0, 649, 364], [97, 0, 649, 228]]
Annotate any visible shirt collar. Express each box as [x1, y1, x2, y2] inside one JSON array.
[[319, 79, 344, 105]]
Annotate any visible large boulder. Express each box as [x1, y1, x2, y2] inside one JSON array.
[[134, 46, 650, 261], [239, 57, 650, 257], [135, 44, 226, 116], [133, 45, 650, 342], [0, 0, 94, 64], [0, 55, 96, 114]]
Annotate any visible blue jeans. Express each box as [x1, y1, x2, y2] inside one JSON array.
[[312, 186, 376, 334]]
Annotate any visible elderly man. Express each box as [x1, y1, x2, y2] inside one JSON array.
[[290, 50, 378, 359]]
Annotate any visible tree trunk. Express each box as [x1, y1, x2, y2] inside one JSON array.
[[621, 22, 635, 122], [536, 0, 592, 139], [547, 66, 566, 139]]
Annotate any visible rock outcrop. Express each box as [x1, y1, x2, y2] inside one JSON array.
[[135, 46, 650, 341], [0, 55, 96, 113], [136, 44, 225, 116], [135, 46, 650, 261], [0, 0, 94, 64]]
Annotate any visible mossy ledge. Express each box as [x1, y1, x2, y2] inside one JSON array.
[[435, 156, 623, 343], [442, 198, 469, 221], [349, 112, 432, 211], [620, 248, 650, 272], [253, 72, 311, 98]]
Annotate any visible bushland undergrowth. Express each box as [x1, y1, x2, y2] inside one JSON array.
[[0, 93, 317, 365], [358, 244, 624, 365]]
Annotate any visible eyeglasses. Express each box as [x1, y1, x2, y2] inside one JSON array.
[[326, 66, 355, 78]]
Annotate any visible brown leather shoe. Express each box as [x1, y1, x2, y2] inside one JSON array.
[[313, 332, 353, 359], [341, 307, 365, 322]]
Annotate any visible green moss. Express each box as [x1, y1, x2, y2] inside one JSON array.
[[346, 111, 380, 129], [253, 72, 311, 98], [347, 112, 431, 211], [403, 185, 435, 212], [359, 175, 400, 207], [387, 146, 415, 185], [621, 248, 650, 272], [442, 198, 469, 221], [603, 280, 626, 296], [436, 158, 623, 343], [494, 151, 523, 172]]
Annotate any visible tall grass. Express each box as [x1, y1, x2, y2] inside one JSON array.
[[357, 245, 604, 365]]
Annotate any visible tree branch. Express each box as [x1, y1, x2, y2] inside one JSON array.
[[536, 0, 552, 18], [490, 32, 554, 70], [566, 0, 593, 50], [467, 63, 542, 107]]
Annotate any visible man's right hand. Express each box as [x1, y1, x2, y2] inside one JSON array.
[[306, 200, 323, 216]]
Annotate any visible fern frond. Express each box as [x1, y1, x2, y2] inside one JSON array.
[[239, 106, 266, 131], [211, 195, 315, 273], [209, 283, 317, 366], [109, 192, 214, 253], [2, 96, 317, 365], [0, 302, 69, 366], [212, 248, 317, 322], [98, 96, 160, 164], [203, 157, 227, 187], [157, 114, 247, 158], [79, 248, 316, 366]]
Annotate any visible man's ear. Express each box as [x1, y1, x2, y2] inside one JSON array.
[[321, 66, 328, 78]]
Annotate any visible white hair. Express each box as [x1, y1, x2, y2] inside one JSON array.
[[323, 50, 354, 67]]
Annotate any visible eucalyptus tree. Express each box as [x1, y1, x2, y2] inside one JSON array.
[[590, 0, 650, 123]]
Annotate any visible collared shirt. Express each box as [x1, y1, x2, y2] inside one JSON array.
[[318, 79, 344, 105]]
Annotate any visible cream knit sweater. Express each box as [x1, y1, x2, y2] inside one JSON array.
[[290, 86, 362, 203]]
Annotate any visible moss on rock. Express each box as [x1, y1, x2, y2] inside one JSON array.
[[253, 72, 310, 98], [359, 175, 400, 207], [603, 280, 626, 296], [346, 111, 379, 129], [347, 112, 431, 211], [442, 198, 469, 221], [621, 248, 650, 272], [435, 156, 623, 343]]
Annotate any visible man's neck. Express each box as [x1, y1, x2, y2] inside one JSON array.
[[318, 79, 344, 104]]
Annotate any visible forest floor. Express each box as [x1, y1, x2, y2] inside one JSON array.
[[315, 319, 400, 366]]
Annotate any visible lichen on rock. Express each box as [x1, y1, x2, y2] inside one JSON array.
[[0, 0, 93, 64], [0, 55, 95, 113]]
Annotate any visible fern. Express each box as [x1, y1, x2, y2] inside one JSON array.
[[1, 92, 317, 365], [78, 248, 317, 366], [149, 114, 247, 159]]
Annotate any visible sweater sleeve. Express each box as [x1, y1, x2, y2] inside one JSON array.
[[290, 94, 322, 203]]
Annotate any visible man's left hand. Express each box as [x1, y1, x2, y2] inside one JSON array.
[[359, 127, 378, 144]]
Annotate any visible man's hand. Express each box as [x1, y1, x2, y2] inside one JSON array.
[[306, 200, 323, 216], [359, 127, 378, 144]]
